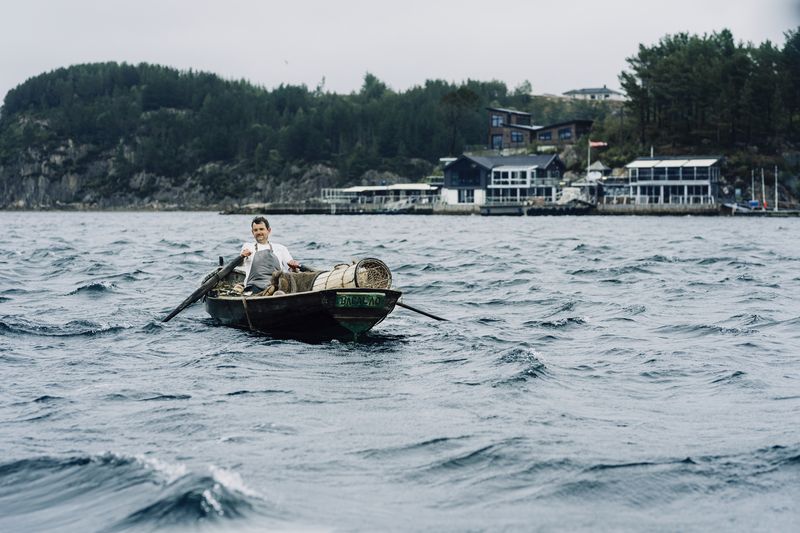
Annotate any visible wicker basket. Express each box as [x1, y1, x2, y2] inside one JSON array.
[[311, 258, 392, 291]]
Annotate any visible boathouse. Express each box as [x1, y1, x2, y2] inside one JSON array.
[[442, 154, 565, 206], [320, 183, 440, 206], [625, 156, 722, 205]]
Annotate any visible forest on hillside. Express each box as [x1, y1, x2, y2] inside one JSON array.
[[1, 65, 601, 186], [0, 26, 798, 205], [611, 28, 800, 173]]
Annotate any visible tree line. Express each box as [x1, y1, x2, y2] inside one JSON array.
[[0, 62, 618, 187], [618, 27, 800, 152]]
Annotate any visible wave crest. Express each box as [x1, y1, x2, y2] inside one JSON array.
[[0, 453, 264, 532]]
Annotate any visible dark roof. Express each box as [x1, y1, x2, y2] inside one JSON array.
[[446, 154, 560, 170], [563, 86, 623, 96], [507, 123, 543, 132], [588, 161, 611, 171], [537, 119, 594, 129], [630, 155, 723, 161], [486, 106, 531, 117]]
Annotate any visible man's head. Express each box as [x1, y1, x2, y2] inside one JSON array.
[[251, 216, 271, 244]]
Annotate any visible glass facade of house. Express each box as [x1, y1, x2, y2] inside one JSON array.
[[625, 158, 720, 205]]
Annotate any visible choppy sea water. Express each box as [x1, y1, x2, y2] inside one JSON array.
[[1, 211, 799, 532]]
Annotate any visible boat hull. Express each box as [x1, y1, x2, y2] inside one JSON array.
[[204, 287, 401, 341]]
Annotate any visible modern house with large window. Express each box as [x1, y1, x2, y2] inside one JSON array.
[[624, 156, 722, 205], [487, 107, 538, 150], [534, 120, 594, 144], [442, 154, 565, 206], [486, 107, 593, 149]]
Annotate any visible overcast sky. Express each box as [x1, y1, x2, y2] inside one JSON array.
[[2, 0, 799, 102]]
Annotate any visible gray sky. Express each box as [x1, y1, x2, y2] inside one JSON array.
[[2, 0, 799, 102]]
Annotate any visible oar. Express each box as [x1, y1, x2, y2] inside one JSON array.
[[162, 255, 244, 322], [397, 301, 447, 321]]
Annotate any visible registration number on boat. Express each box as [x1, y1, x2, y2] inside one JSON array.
[[335, 292, 385, 308]]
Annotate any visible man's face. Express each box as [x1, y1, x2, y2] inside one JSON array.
[[251, 222, 270, 244]]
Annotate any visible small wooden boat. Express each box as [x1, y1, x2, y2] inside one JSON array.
[[202, 261, 401, 341]]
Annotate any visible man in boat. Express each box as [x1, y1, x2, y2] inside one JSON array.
[[240, 216, 300, 294]]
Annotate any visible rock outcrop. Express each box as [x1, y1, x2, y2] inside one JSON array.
[[0, 139, 353, 209]]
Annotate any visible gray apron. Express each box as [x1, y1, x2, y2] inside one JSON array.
[[245, 242, 281, 290]]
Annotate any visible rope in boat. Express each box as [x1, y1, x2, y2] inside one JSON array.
[[240, 295, 254, 330]]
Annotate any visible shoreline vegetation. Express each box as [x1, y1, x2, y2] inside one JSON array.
[[1, 28, 798, 211]]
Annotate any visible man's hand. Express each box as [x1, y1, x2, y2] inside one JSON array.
[[240, 248, 252, 257], [288, 260, 300, 271]]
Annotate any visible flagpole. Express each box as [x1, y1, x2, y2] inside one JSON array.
[[761, 168, 766, 209], [587, 142, 591, 179], [774, 165, 778, 212]]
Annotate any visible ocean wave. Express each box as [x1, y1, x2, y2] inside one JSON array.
[[414, 437, 527, 475], [525, 316, 587, 329], [0, 453, 264, 532], [493, 345, 549, 385], [569, 265, 654, 277], [729, 313, 773, 327], [140, 321, 165, 333], [68, 281, 116, 295], [225, 389, 293, 397], [0, 317, 129, 337], [356, 435, 470, 461], [533, 444, 800, 505], [0, 287, 33, 296], [101, 392, 192, 402], [138, 394, 192, 401], [639, 254, 679, 263], [654, 323, 758, 337], [696, 256, 735, 265]]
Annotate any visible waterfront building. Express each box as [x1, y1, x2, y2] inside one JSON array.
[[588, 160, 612, 179], [320, 183, 440, 206], [442, 154, 565, 206], [624, 156, 722, 205]]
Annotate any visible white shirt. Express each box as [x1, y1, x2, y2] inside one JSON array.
[[240, 241, 295, 280]]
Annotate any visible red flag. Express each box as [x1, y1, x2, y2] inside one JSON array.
[[589, 140, 608, 148]]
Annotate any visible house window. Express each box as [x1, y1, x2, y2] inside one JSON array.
[[538, 131, 552, 141], [510, 171, 527, 185], [492, 115, 503, 127], [458, 189, 475, 204], [558, 128, 572, 140], [511, 131, 524, 143], [491, 134, 503, 149]]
